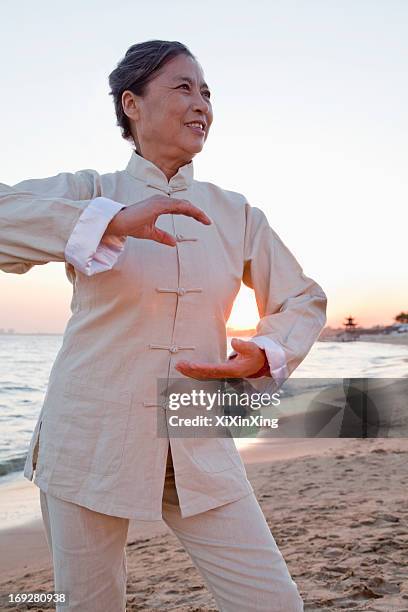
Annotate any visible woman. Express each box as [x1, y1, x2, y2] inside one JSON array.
[[0, 40, 326, 611]]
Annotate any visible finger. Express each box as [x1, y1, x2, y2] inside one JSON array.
[[149, 227, 177, 247], [162, 200, 212, 225]]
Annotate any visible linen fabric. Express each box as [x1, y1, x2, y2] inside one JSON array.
[[0, 151, 327, 519]]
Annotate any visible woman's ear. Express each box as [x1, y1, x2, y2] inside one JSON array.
[[122, 91, 141, 150], [122, 90, 140, 122]]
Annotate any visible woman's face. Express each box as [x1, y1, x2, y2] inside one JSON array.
[[123, 54, 213, 164]]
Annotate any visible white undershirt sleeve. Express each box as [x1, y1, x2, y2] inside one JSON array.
[[248, 335, 289, 381], [64, 196, 127, 276]]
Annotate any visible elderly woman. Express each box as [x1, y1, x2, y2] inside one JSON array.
[[0, 40, 326, 611]]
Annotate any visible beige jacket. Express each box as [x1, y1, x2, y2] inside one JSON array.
[[0, 151, 327, 519]]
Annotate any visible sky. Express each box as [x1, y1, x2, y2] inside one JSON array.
[[0, 0, 407, 333]]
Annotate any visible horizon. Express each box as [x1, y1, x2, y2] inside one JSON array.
[[0, 319, 404, 336]]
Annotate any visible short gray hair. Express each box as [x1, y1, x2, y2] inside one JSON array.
[[108, 40, 196, 143]]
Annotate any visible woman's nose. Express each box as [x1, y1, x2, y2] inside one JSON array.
[[191, 93, 211, 115]]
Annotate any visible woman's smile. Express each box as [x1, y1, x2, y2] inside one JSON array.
[[185, 123, 206, 136]]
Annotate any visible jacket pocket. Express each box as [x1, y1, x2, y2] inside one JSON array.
[[57, 378, 132, 476], [191, 437, 237, 473]]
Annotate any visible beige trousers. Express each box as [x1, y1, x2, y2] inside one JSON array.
[[39, 450, 303, 612]]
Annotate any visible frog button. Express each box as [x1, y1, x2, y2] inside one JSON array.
[[176, 233, 184, 241], [178, 288, 186, 296], [169, 345, 179, 353]]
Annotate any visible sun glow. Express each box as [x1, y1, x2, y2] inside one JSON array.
[[226, 284, 260, 332]]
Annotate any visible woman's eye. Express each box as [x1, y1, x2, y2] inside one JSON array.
[[178, 84, 211, 99]]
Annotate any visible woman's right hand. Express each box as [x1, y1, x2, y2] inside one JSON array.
[[102, 195, 212, 247]]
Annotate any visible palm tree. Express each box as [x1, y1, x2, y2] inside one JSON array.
[[395, 312, 408, 324]]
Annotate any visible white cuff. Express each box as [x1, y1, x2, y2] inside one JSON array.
[[249, 336, 289, 381], [65, 197, 127, 276]]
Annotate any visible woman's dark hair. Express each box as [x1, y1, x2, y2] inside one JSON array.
[[109, 40, 196, 144]]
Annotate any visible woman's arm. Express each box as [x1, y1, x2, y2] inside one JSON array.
[[241, 202, 327, 387], [0, 170, 126, 275], [175, 202, 326, 386]]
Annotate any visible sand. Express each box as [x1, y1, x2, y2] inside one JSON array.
[[0, 436, 407, 611]]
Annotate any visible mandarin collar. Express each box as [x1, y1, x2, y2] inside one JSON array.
[[125, 149, 194, 193]]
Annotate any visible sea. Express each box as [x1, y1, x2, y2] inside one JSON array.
[[0, 333, 407, 485]]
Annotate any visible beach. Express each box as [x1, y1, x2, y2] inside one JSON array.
[[1, 335, 407, 610], [1, 436, 407, 611]]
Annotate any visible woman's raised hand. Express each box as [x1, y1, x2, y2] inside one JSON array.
[[103, 195, 211, 246]]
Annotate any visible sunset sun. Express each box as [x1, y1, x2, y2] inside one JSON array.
[[226, 283, 259, 332]]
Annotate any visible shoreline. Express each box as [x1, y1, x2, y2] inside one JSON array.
[[322, 332, 408, 346], [356, 333, 408, 346]]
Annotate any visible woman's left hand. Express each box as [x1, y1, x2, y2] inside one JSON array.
[[174, 338, 270, 380]]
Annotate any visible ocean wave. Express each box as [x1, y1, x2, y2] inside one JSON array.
[[319, 344, 341, 350], [0, 385, 37, 392], [0, 454, 27, 478]]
